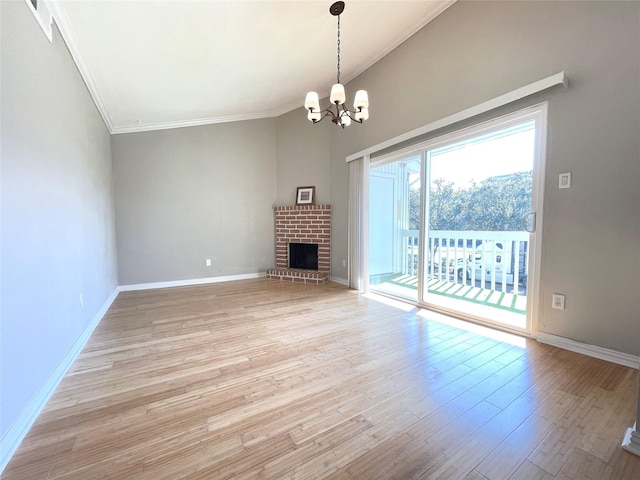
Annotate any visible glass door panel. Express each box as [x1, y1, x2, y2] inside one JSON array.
[[368, 155, 421, 302], [422, 121, 536, 331]]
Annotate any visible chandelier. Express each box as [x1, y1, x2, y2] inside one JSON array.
[[304, 1, 369, 128]]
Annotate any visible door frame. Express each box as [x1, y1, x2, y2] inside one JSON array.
[[363, 103, 548, 337]]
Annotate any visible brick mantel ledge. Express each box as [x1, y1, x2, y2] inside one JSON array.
[[272, 204, 331, 211]]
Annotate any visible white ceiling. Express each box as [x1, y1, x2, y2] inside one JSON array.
[[48, 1, 455, 134]]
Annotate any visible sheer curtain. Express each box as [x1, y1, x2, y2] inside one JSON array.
[[347, 156, 368, 290]]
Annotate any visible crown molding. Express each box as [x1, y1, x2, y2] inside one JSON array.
[[47, 0, 116, 133], [45, 0, 300, 135], [109, 91, 313, 133], [110, 111, 280, 135], [42, 1, 306, 135]]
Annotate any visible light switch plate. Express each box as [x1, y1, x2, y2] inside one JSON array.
[[559, 172, 571, 189]]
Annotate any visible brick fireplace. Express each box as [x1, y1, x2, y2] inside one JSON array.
[[266, 204, 331, 284]]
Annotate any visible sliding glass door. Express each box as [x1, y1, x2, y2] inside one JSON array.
[[369, 155, 421, 302], [367, 105, 546, 334]]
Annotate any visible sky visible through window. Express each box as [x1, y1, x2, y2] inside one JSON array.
[[430, 122, 535, 187]]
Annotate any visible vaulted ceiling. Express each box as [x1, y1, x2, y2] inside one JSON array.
[[48, 1, 454, 134]]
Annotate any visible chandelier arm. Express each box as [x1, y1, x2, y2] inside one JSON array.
[[321, 109, 337, 123], [313, 105, 340, 124]]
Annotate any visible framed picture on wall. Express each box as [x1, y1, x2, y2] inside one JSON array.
[[296, 186, 315, 205]]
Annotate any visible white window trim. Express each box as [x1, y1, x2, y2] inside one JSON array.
[[346, 71, 566, 163]]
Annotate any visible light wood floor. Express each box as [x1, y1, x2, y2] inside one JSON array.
[[3, 279, 639, 479]]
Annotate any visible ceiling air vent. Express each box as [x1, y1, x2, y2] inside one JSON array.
[[25, 0, 53, 42]]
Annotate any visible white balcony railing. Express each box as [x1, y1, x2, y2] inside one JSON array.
[[402, 230, 530, 295]]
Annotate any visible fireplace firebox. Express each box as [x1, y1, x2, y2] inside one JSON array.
[[289, 243, 318, 271]]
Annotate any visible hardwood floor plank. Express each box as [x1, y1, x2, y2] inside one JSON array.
[[528, 366, 638, 475], [332, 399, 501, 480], [474, 389, 581, 479], [554, 448, 614, 480], [507, 461, 553, 480], [416, 387, 577, 479], [607, 446, 640, 479], [263, 415, 374, 479], [2, 279, 639, 480]]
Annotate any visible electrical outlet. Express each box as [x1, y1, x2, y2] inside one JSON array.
[[552, 293, 565, 310], [205, 258, 212, 267], [342, 259, 346, 267]]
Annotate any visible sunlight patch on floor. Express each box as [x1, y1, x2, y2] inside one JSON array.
[[417, 309, 527, 348], [363, 291, 416, 312]]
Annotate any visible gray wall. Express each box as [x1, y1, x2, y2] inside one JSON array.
[[1, 1, 118, 439], [112, 120, 277, 285], [275, 109, 331, 206], [277, 1, 640, 355]]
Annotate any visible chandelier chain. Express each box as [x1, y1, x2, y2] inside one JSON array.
[[336, 15, 341, 84]]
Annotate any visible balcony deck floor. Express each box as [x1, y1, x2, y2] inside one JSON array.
[[370, 273, 527, 330]]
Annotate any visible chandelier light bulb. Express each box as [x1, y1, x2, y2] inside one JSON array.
[[308, 111, 322, 122], [304, 92, 320, 112], [353, 90, 369, 109], [330, 84, 346, 105], [355, 108, 369, 122]]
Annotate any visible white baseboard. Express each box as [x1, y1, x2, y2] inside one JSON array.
[[537, 332, 640, 369], [118, 272, 266, 292], [0, 288, 119, 474], [330, 276, 348, 286], [622, 424, 640, 456]]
